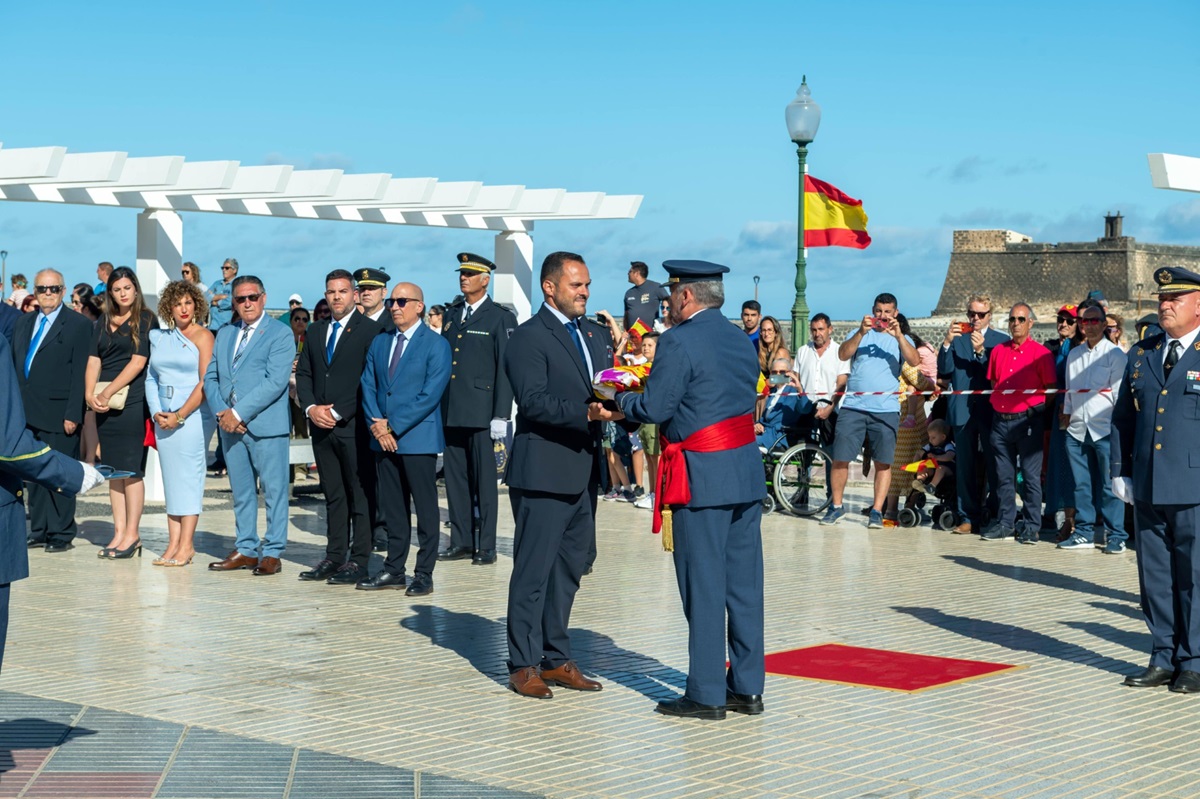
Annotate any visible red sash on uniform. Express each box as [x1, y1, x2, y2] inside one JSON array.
[[653, 414, 755, 535]]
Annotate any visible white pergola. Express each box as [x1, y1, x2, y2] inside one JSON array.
[[1148, 153, 1200, 195], [0, 143, 642, 320]]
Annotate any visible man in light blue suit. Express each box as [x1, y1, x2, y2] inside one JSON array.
[[203, 276, 295, 576], [358, 282, 451, 597]]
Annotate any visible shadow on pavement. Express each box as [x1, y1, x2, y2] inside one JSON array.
[[942, 555, 1140, 604], [0, 719, 95, 774]]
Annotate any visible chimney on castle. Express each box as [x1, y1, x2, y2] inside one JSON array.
[[1103, 212, 1123, 240]]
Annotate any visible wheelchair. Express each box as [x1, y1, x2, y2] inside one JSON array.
[[896, 461, 958, 530], [761, 422, 833, 518]]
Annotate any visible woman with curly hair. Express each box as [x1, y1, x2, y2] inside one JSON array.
[[85, 266, 159, 559], [756, 316, 791, 378], [145, 281, 214, 566]]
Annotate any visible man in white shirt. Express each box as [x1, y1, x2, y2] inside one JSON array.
[[1059, 299, 1128, 553], [792, 313, 849, 443]]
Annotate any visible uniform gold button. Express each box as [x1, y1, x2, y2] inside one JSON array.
[[1159, 408, 1165, 414], [1162, 389, 1169, 395], [457, 335, 463, 339], [454, 348, 460, 352], [15, 490, 21, 498], [451, 375, 456, 379], [1156, 425, 1163, 431], [452, 361, 457, 365], [1155, 443, 1163, 450]]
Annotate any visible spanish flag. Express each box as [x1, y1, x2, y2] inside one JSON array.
[[628, 319, 651, 338], [804, 175, 871, 249]]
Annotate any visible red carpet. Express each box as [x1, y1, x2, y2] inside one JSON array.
[[764, 643, 1021, 692]]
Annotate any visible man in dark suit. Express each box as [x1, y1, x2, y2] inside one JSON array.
[[354, 268, 392, 550], [1111, 266, 1200, 693], [0, 332, 102, 671], [503, 251, 616, 700], [617, 260, 767, 720], [357, 282, 451, 597], [936, 294, 1009, 534], [295, 269, 383, 586], [438, 253, 517, 566], [12, 269, 93, 552]]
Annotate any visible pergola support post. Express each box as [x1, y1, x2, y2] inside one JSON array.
[[493, 229, 534, 322]]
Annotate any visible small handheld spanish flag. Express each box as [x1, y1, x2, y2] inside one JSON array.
[[628, 319, 651, 338]]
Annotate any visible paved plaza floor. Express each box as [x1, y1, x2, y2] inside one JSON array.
[[1, 475, 1194, 798]]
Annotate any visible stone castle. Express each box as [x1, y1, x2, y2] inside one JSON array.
[[933, 215, 1200, 317]]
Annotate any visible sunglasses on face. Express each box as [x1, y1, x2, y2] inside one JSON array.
[[221, 266, 236, 271], [34, 285, 63, 295], [769, 370, 789, 375], [1080, 317, 1104, 325], [384, 297, 420, 309], [233, 293, 262, 304], [293, 317, 309, 324], [1057, 316, 1076, 323], [966, 310, 989, 319], [1008, 316, 1029, 324]]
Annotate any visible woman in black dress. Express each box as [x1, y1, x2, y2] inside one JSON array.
[[85, 267, 159, 558]]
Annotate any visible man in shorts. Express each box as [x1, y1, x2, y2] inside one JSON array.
[[820, 292, 920, 528]]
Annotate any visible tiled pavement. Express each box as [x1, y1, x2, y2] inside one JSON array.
[[2, 475, 1197, 798]]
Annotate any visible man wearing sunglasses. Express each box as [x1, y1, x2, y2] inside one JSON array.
[[204, 276, 296, 576], [205, 258, 238, 331], [982, 303, 1055, 543], [12, 269, 93, 552], [1111, 266, 1200, 693], [937, 294, 1009, 535]]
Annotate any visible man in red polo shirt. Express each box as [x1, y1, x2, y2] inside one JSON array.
[[983, 302, 1056, 543]]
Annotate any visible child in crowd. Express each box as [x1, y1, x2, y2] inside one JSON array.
[[633, 333, 660, 510], [916, 419, 956, 495]]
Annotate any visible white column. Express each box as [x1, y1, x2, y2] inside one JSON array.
[[136, 209, 182, 312], [135, 209, 181, 504], [492, 229, 534, 322]]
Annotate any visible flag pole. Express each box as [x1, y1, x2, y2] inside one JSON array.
[[792, 142, 810, 350]]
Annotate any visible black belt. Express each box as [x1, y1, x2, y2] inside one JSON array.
[[994, 407, 1040, 422]]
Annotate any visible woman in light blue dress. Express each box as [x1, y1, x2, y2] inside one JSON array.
[[146, 281, 215, 567]]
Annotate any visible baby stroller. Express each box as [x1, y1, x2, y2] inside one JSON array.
[[897, 457, 957, 530]]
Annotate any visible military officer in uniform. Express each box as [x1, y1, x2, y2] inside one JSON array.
[[354, 267, 392, 550], [1112, 266, 1200, 693], [438, 253, 517, 566], [0, 333, 103, 671], [616, 260, 767, 720]]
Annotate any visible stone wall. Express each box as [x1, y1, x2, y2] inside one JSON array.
[[934, 229, 1200, 316]]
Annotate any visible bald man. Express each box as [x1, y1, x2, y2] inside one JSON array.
[[357, 282, 452, 596]]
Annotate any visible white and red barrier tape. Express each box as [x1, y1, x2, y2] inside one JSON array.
[[809, 388, 1114, 397]]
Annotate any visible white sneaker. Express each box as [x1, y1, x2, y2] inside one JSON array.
[[634, 492, 655, 510]]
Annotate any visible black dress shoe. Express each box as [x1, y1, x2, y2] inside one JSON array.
[[471, 550, 496, 565], [438, 545, 473, 561], [405, 573, 434, 596], [356, 571, 406, 591], [725, 692, 764, 715], [1123, 666, 1175, 688], [298, 559, 338, 581], [655, 696, 726, 720], [1171, 671, 1200, 694], [326, 563, 365, 585], [44, 542, 75, 553], [26, 537, 44, 548], [373, 539, 387, 553]]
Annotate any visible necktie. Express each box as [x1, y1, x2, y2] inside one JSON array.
[[388, 332, 406, 380], [232, 325, 252, 368], [569, 319, 588, 367], [465, 304, 474, 323], [325, 320, 341, 363], [1165, 340, 1182, 376], [24, 314, 49, 378]]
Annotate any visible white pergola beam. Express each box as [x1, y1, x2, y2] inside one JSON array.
[[1149, 153, 1200, 194], [0, 146, 66, 180]]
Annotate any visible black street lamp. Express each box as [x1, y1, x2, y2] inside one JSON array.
[[785, 76, 821, 349]]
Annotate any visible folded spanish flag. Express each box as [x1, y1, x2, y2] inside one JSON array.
[[805, 175, 871, 249]]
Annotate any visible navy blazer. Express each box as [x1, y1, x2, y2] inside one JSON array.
[[0, 334, 85, 584], [0, 303, 21, 348], [1111, 332, 1200, 505], [937, 327, 1010, 427], [503, 305, 614, 495], [13, 307, 93, 432], [361, 323, 451, 455], [618, 308, 766, 507]]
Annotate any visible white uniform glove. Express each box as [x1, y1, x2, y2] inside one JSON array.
[[79, 462, 105, 494], [489, 419, 508, 441], [1112, 477, 1134, 505]]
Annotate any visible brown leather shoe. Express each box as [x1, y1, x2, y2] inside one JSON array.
[[208, 551, 259, 571], [253, 557, 282, 576], [508, 666, 553, 699], [541, 660, 602, 692], [952, 522, 975, 535]]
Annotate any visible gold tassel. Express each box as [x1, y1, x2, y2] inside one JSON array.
[[661, 508, 674, 552]]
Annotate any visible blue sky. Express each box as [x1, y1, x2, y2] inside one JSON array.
[[2, 1, 1198, 320]]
